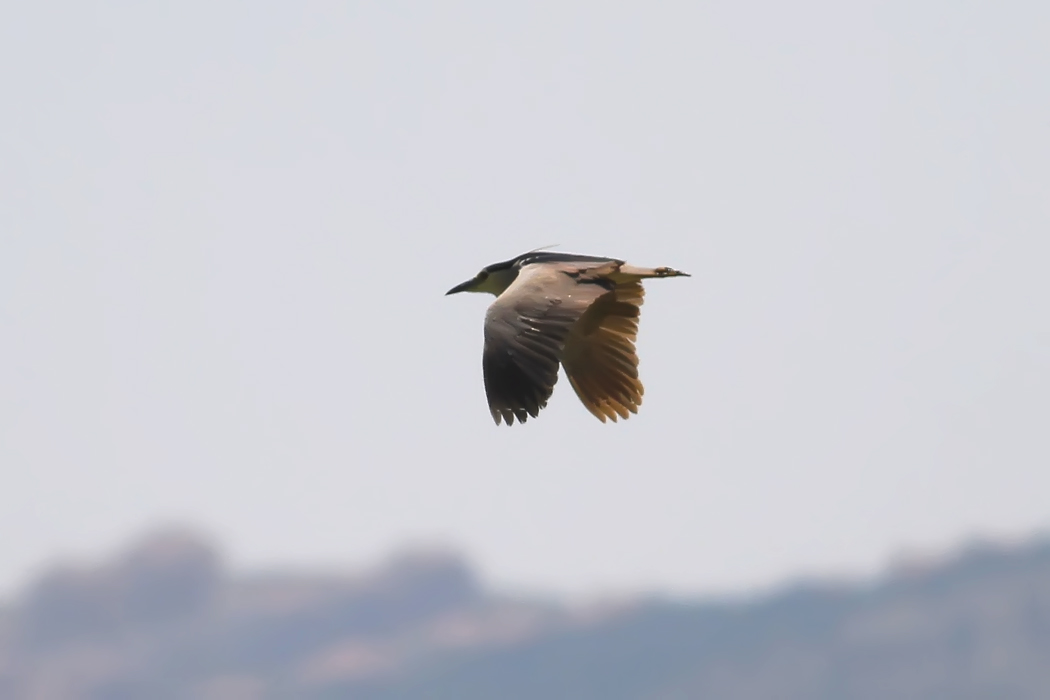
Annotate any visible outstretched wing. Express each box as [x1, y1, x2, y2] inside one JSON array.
[[561, 281, 645, 422], [482, 262, 614, 425]]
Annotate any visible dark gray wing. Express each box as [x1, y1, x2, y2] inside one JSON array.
[[482, 262, 614, 425]]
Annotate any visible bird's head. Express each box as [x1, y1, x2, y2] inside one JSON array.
[[445, 260, 519, 297]]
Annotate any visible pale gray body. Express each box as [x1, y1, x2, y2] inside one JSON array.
[[447, 251, 689, 425]]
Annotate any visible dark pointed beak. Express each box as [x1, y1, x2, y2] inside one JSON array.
[[445, 278, 476, 296]]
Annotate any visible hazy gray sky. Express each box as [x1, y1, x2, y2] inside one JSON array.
[[2, 1, 1048, 598]]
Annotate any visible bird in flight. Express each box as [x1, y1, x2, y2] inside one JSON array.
[[446, 250, 690, 425]]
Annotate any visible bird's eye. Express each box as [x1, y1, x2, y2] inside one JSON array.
[[478, 272, 489, 281]]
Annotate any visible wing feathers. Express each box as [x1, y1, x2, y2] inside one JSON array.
[[561, 282, 646, 423], [482, 266, 611, 425], [480, 261, 662, 425]]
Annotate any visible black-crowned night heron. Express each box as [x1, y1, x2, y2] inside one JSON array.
[[446, 250, 690, 425]]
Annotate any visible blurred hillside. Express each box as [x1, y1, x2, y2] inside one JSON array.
[[2, 531, 1050, 699]]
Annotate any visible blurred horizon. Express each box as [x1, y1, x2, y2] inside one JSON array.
[[5, 523, 1050, 698], [7, 521, 1048, 606]]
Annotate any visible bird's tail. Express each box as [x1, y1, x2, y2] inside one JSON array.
[[609, 264, 690, 283]]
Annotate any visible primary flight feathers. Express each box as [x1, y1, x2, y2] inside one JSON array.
[[446, 250, 689, 425]]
